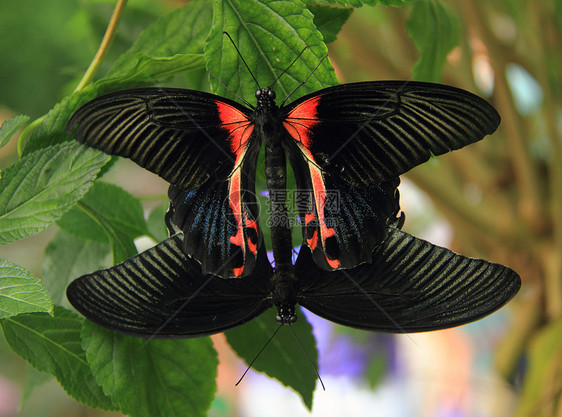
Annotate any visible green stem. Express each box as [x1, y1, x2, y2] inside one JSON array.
[[458, 0, 545, 231], [73, 0, 128, 92]]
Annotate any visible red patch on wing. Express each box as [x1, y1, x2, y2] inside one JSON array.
[[305, 163, 341, 270], [305, 212, 318, 249], [217, 102, 257, 277], [244, 215, 259, 254], [217, 102, 254, 163], [312, 177, 340, 268], [285, 96, 342, 269], [284, 96, 321, 155]]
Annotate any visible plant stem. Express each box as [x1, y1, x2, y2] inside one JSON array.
[[528, 2, 562, 320], [458, 1, 545, 231], [74, 0, 128, 92]]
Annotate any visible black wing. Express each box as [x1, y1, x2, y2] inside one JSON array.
[[295, 227, 520, 332], [67, 88, 255, 188], [66, 235, 273, 338], [283, 81, 500, 187], [168, 179, 261, 278], [67, 88, 263, 278], [285, 154, 401, 271]]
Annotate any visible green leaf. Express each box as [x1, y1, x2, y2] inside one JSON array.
[[206, 0, 339, 103], [304, 0, 412, 7], [0, 0, 93, 117], [406, 0, 460, 82], [309, 5, 353, 44], [0, 259, 53, 319], [18, 0, 212, 156], [101, 53, 205, 87], [82, 321, 218, 417], [0, 141, 109, 244], [0, 307, 115, 410], [225, 308, 318, 410], [107, 0, 212, 77], [147, 203, 170, 243], [57, 181, 147, 263], [19, 54, 203, 156], [42, 230, 110, 306], [0, 115, 29, 149], [107, 232, 137, 264], [515, 317, 562, 417], [18, 88, 99, 156]]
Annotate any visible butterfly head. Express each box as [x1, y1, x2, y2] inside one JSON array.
[[255, 88, 277, 108]]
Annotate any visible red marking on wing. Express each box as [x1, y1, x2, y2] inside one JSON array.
[[305, 212, 318, 249], [285, 96, 341, 267], [307, 231, 318, 250], [217, 102, 254, 163], [284, 96, 343, 269], [227, 192, 258, 278], [284, 96, 321, 154], [217, 102, 257, 277], [228, 168, 245, 277], [244, 215, 259, 254], [227, 167, 250, 278], [305, 163, 341, 269], [325, 254, 340, 269], [232, 265, 244, 278]]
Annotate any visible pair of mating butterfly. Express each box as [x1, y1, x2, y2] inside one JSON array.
[[66, 48, 520, 339]]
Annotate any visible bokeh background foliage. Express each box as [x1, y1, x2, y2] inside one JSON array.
[[0, 0, 560, 415]]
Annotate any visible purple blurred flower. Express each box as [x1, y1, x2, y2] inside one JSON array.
[[303, 309, 396, 380]]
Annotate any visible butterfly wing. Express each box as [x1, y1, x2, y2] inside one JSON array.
[[168, 179, 260, 278], [295, 227, 520, 332], [66, 234, 273, 338], [67, 88, 262, 278], [282, 81, 500, 188], [286, 156, 401, 270], [282, 81, 499, 271]]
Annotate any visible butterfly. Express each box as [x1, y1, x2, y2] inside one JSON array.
[[67, 80, 501, 279], [66, 222, 520, 338]]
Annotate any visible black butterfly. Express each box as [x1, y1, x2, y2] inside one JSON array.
[[66, 223, 520, 337], [67, 80, 501, 278]]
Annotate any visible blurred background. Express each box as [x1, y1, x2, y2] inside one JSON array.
[[1, 0, 560, 415]]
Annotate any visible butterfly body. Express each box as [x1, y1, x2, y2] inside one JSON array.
[[226, 85, 316, 323], [257, 89, 296, 273]]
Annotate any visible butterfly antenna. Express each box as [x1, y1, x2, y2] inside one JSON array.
[[281, 54, 330, 107], [223, 31, 261, 90], [235, 324, 283, 386], [288, 324, 325, 390], [269, 45, 311, 90]]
